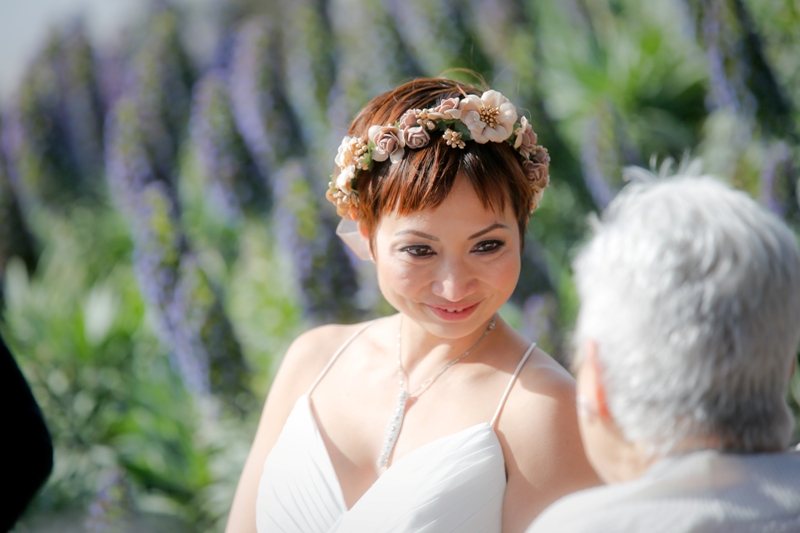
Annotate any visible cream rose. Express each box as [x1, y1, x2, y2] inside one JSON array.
[[334, 136, 358, 169], [335, 164, 357, 192], [458, 90, 518, 143]]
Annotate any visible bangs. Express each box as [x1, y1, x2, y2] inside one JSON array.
[[364, 138, 519, 219]]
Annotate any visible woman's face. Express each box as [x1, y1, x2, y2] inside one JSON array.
[[372, 174, 521, 339]]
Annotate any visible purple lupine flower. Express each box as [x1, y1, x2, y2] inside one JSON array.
[[2, 22, 106, 210], [105, 97, 170, 217], [272, 160, 362, 324], [760, 141, 793, 219], [94, 34, 131, 115], [689, 0, 755, 116], [579, 116, 616, 210], [0, 114, 38, 287], [385, 0, 469, 73], [190, 70, 269, 221], [84, 467, 134, 532], [127, 2, 196, 183], [107, 94, 246, 400], [279, 0, 336, 151], [327, 0, 420, 115], [228, 17, 303, 176], [167, 253, 247, 401], [56, 21, 105, 187], [462, 0, 520, 66], [106, 98, 206, 396], [385, 0, 470, 74], [689, 0, 792, 139], [130, 181, 210, 396]]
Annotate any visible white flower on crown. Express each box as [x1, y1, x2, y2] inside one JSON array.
[[443, 129, 466, 149], [335, 136, 369, 170], [335, 164, 357, 192], [458, 90, 518, 144]]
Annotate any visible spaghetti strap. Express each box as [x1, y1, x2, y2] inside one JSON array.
[[490, 342, 536, 428], [307, 321, 374, 396]]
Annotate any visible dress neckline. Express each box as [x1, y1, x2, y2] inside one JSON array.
[[297, 393, 500, 512]]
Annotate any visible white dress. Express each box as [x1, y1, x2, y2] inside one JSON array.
[[256, 324, 536, 532]]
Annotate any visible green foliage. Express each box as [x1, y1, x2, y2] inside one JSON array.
[[2, 0, 800, 529]]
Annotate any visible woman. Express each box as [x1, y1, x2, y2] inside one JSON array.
[[529, 175, 800, 532], [227, 77, 599, 532]]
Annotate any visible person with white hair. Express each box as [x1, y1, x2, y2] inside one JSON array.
[[528, 174, 800, 532]]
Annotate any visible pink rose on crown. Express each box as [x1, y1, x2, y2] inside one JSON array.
[[513, 117, 538, 158], [458, 90, 518, 144], [523, 160, 549, 190], [398, 109, 421, 129], [423, 97, 462, 121], [404, 126, 430, 149], [399, 109, 431, 149], [523, 146, 550, 190], [368, 125, 405, 163], [530, 144, 550, 166]]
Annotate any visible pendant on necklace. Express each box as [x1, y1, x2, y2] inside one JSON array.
[[376, 385, 409, 471]]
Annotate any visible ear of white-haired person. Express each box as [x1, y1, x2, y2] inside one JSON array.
[[576, 395, 598, 420], [576, 340, 610, 421]]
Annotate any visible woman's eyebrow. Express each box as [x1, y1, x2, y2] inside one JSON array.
[[468, 223, 509, 239], [394, 229, 439, 241]]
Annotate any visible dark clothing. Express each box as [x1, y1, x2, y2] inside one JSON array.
[[1, 334, 53, 531]]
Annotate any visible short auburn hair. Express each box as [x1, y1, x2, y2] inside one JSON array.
[[343, 77, 540, 242]]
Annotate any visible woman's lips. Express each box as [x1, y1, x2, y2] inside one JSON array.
[[426, 302, 479, 321]]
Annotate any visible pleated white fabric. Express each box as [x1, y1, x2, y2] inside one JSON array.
[[256, 333, 536, 533]]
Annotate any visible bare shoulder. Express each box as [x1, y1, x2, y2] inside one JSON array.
[[501, 347, 580, 450], [521, 347, 576, 395], [499, 347, 600, 530], [272, 320, 376, 399], [224, 319, 378, 533]]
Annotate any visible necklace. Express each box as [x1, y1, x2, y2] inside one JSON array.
[[376, 316, 497, 471]]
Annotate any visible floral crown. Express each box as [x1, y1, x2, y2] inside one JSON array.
[[325, 89, 551, 220]]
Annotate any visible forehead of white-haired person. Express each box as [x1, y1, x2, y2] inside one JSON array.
[[571, 175, 800, 482]]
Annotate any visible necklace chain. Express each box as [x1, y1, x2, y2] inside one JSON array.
[[376, 315, 497, 471], [397, 316, 497, 397]]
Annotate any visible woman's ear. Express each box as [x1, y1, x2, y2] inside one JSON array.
[[577, 340, 611, 421]]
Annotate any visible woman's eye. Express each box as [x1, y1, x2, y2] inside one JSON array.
[[473, 240, 504, 253], [400, 245, 436, 257]]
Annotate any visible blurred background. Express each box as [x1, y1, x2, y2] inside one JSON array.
[[1, 0, 799, 530]]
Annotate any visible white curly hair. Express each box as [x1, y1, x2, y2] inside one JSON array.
[[572, 169, 800, 456]]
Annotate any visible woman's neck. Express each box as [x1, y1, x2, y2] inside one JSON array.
[[396, 314, 497, 374]]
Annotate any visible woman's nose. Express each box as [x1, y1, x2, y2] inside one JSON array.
[[431, 260, 476, 302]]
